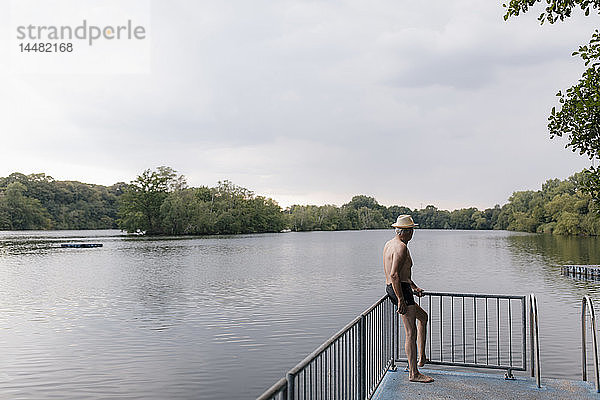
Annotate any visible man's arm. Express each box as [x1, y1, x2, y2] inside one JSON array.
[[390, 246, 407, 314], [409, 279, 425, 297]]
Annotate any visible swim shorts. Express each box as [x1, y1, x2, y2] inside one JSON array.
[[386, 282, 416, 306]]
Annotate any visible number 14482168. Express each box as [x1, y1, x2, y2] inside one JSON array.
[[19, 43, 73, 52]]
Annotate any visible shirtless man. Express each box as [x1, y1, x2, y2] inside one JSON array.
[[383, 215, 433, 383]]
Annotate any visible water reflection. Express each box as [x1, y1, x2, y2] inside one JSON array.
[[504, 232, 600, 298], [506, 233, 600, 266]]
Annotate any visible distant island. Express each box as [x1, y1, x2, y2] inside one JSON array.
[[0, 167, 598, 236]]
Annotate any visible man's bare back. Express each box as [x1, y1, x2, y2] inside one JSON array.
[[383, 237, 412, 285]]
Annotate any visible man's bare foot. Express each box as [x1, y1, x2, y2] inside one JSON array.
[[418, 357, 429, 367], [409, 372, 434, 383]]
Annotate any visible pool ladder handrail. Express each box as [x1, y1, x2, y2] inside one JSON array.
[[529, 293, 541, 388], [581, 295, 600, 393]]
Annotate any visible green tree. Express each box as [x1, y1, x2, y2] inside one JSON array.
[[554, 211, 582, 235], [471, 210, 490, 230], [288, 205, 319, 231], [343, 195, 388, 229], [158, 179, 285, 235], [449, 208, 478, 230], [0, 182, 51, 229], [0, 172, 121, 230], [496, 171, 600, 234], [345, 195, 383, 211], [357, 206, 385, 229], [118, 166, 187, 234], [413, 205, 451, 229], [387, 205, 413, 223], [160, 189, 197, 235], [483, 205, 502, 229], [504, 0, 600, 202], [503, 1, 600, 23]]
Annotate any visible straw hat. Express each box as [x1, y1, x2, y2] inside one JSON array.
[[391, 215, 418, 228]]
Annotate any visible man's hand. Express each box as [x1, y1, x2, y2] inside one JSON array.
[[414, 287, 425, 297], [397, 300, 407, 315]]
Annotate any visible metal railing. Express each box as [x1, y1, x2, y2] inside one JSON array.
[[562, 265, 600, 281], [258, 291, 534, 400], [257, 296, 396, 400], [256, 378, 287, 400], [529, 293, 540, 388], [581, 295, 600, 393], [394, 292, 527, 378]]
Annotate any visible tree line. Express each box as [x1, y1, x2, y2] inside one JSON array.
[[117, 167, 286, 235], [287, 172, 600, 235], [1, 167, 599, 235], [0, 172, 124, 230]]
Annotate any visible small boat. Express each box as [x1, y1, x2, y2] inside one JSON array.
[[60, 243, 103, 248]]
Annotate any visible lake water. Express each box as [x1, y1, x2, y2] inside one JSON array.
[[0, 229, 599, 399]]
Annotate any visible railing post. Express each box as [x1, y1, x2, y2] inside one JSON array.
[[390, 303, 397, 371], [529, 294, 541, 388], [583, 298, 587, 382], [535, 298, 541, 388], [286, 372, 295, 400], [530, 298, 534, 378], [358, 314, 366, 400], [521, 296, 527, 372], [582, 296, 600, 393], [394, 303, 399, 365], [592, 303, 600, 394]]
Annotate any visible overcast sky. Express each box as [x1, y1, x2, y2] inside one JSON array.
[[0, 1, 598, 210]]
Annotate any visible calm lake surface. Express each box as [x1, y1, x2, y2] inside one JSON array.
[[1, 229, 599, 399]]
